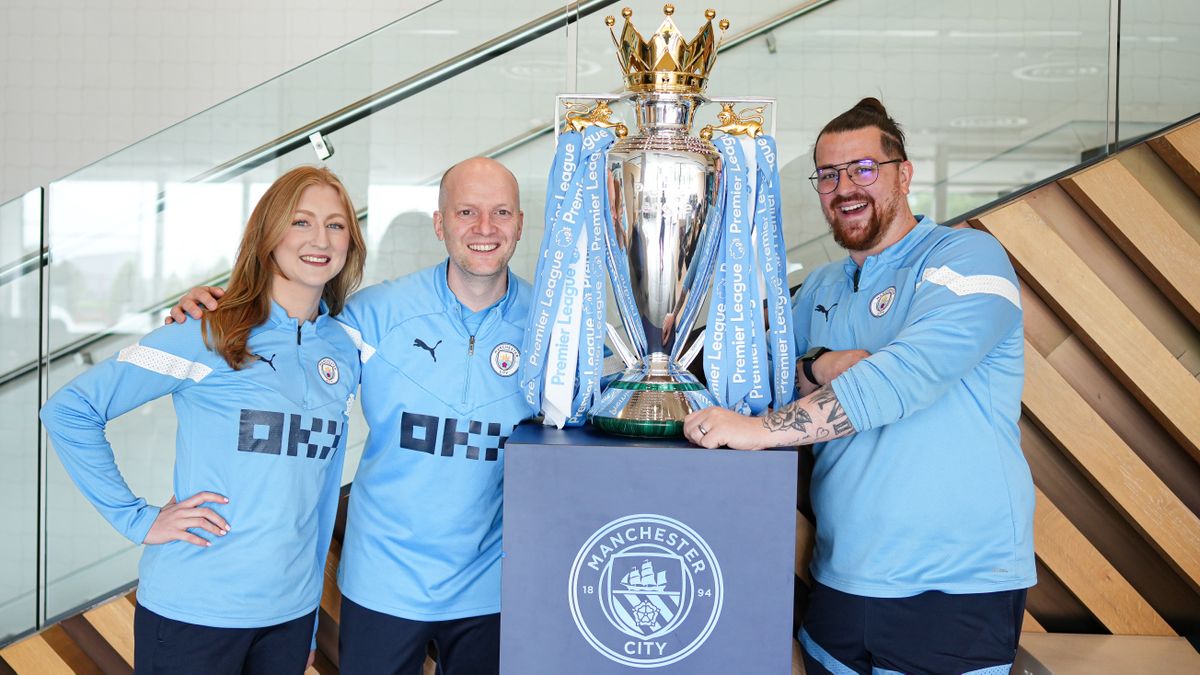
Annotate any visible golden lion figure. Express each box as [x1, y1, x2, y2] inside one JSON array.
[[562, 100, 629, 137], [700, 103, 766, 139]]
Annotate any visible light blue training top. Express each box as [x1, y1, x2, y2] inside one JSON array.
[[336, 260, 534, 620], [41, 301, 359, 627], [793, 217, 1036, 598]]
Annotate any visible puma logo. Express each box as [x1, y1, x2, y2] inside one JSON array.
[[413, 338, 442, 362], [253, 353, 277, 371], [815, 303, 838, 321]]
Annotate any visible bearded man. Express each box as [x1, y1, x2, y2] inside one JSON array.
[[684, 98, 1036, 675]]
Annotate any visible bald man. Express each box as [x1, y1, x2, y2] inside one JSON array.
[[172, 158, 532, 673]]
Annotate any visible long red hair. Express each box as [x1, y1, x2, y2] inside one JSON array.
[[203, 166, 366, 369]]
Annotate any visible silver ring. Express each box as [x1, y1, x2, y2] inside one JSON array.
[[698, 425, 709, 435]]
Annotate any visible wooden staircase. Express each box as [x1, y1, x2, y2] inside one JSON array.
[[5, 119, 1200, 673], [962, 118, 1200, 639]]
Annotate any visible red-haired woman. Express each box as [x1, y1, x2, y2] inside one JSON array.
[[42, 165, 366, 673]]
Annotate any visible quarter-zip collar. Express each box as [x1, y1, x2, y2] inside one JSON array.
[[253, 298, 333, 341], [433, 258, 520, 333], [842, 215, 937, 288]]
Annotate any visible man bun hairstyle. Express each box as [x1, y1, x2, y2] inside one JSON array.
[[815, 97, 908, 163]]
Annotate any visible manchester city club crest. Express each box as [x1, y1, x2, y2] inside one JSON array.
[[569, 514, 723, 668], [317, 357, 339, 384], [491, 342, 520, 376], [869, 286, 897, 317]]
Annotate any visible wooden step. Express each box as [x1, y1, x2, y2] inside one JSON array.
[[0, 625, 96, 674], [1015, 633, 1200, 674], [82, 594, 136, 668]]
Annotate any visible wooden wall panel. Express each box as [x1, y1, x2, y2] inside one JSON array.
[[1061, 159, 1200, 328], [1014, 186, 1200, 376], [0, 626, 89, 674], [60, 614, 131, 675], [1019, 419, 1200, 633], [1148, 123, 1200, 203], [1044, 337, 1200, 518], [81, 595, 135, 668], [1119, 145, 1200, 245], [968, 118, 1200, 641], [1026, 560, 1107, 635], [1032, 488, 1174, 635], [974, 201, 1200, 460], [1022, 343, 1200, 591], [1019, 277, 1072, 356]]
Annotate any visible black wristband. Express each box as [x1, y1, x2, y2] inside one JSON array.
[[801, 347, 830, 386]]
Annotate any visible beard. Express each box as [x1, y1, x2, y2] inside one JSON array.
[[824, 189, 901, 252]]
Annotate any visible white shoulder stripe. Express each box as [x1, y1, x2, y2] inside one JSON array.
[[117, 344, 213, 382], [920, 265, 1021, 309], [337, 321, 376, 364]]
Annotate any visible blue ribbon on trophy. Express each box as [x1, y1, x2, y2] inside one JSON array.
[[753, 135, 796, 409], [519, 7, 796, 437], [705, 134, 793, 415], [520, 126, 616, 427]]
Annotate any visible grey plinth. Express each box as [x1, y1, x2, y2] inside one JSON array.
[[500, 424, 797, 674]]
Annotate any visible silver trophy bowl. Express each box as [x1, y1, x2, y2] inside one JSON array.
[[589, 92, 724, 437]]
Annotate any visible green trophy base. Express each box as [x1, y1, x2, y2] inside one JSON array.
[[588, 370, 716, 438]]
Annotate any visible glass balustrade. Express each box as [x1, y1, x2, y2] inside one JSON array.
[[0, 189, 42, 642], [1118, 0, 1200, 146], [26, 0, 622, 631], [2, 0, 1198, 644]]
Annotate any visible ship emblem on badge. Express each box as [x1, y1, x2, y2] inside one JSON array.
[[869, 286, 897, 317], [491, 343, 519, 376], [569, 514, 723, 668], [317, 357, 339, 384]]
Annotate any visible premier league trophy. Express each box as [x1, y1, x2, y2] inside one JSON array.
[[587, 7, 726, 436], [520, 4, 794, 437]]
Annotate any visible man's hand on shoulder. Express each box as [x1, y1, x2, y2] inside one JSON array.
[[165, 286, 226, 325]]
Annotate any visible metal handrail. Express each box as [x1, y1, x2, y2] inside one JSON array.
[[0, 248, 48, 288], [0, 1, 619, 385], [193, 0, 618, 185], [0, 0, 618, 295]]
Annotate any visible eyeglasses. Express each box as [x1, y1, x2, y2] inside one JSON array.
[[809, 158, 903, 194]]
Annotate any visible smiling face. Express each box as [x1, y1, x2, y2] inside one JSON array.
[[270, 183, 351, 309], [433, 157, 524, 294], [814, 127, 913, 258]]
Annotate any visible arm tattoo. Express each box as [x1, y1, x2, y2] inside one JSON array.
[[761, 384, 856, 443], [763, 404, 812, 433], [811, 384, 854, 435]]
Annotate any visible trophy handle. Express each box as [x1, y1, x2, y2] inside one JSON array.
[[605, 321, 639, 369], [678, 328, 705, 371]]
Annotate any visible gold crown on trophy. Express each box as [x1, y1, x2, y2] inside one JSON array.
[[605, 4, 729, 95]]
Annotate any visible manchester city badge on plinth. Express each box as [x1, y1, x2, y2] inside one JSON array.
[[519, 4, 795, 437]]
